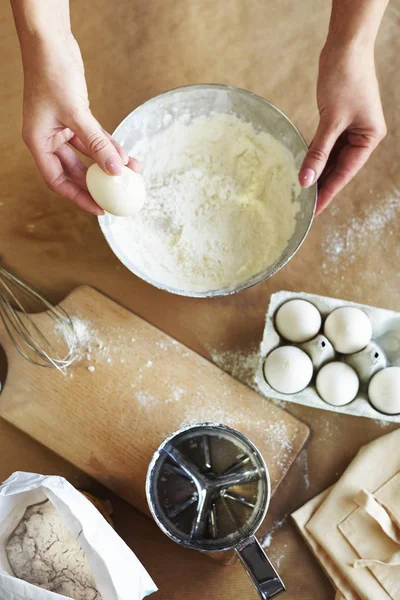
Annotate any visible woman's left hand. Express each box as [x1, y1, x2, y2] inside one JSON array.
[[299, 41, 386, 214]]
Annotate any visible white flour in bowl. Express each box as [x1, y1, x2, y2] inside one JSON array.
[[108, 113, 301, 292]]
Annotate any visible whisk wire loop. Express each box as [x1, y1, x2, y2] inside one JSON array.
[[0, 267, 77, 372]]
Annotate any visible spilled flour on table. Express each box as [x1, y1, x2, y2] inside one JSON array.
[[261, 516, 288, 549], [267, 544, 288, 570], [323, 190, 400, 264], [321, 189, 400, 296], [373, 418, 394, 428], [296, 447, 311, 490], [207, 344, 260, 389]]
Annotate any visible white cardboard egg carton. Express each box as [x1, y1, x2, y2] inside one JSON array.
[[256, 291, 400, 423]]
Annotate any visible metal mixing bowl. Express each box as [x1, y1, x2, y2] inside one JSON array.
[[99, 84, 317, 297]]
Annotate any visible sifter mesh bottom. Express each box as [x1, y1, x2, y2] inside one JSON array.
[[149, 424, 269, 551]]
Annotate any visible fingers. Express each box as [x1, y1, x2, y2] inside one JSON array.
[[55, 144, 88, 189], [316, 142, 375, 214], [69, 130, 129, 164], [32, 149, 103, 215], [301, 113, 386, 213], [127, 156, 143, 173], [299, 118, 343, 188], [68, 134, 89, 156], [101, 128, 129, 164], [22, 113, 139, 214], [69, 132, 142, 173], [69, 111, 125, 175]]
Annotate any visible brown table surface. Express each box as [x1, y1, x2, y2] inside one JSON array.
[[1, 1, 399, 598]]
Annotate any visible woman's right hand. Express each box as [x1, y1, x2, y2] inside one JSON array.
[[20, 31, 138, 215]]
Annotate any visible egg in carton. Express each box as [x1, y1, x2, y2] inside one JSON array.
[[255, 290, 400, 423]]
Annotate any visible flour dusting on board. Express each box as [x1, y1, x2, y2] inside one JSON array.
[[205, 344, 295, 471], [69, 317, 93, 347], [57, 317, 106, 358], [177, 393, 295, 481], [60, 316, 295, 477], [136, 391, 158, 408]]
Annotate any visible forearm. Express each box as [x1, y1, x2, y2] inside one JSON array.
[[10, 0, 72, 64], [300, 0, 388, 210], [326, 0, 389, 51]]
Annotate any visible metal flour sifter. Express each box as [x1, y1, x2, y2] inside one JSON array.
[[146, 423, 285, 599]]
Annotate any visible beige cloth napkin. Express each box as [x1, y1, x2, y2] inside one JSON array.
[[292, 429, 400, 600], [339, 474, 400, 598], [292, 488, 362, 600]]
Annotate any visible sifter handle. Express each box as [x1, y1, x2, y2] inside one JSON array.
[[236, 536, 285, 599]]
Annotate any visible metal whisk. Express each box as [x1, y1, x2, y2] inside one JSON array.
[[0, 267, 78, 372]]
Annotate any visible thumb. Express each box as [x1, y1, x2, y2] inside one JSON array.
[[299, 118, 342, 188], [71, 111, 124, 176]]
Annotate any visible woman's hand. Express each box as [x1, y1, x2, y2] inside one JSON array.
[[20, 33, 138, 215], [299, 0, 388, 214], [22, 34, 128, 215], [299, 43, 386, 214], [11, 0, 141, 214]]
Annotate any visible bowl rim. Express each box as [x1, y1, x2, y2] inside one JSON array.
[[98, 83, 317, 298]]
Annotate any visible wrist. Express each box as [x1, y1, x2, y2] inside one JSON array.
[[325, 0, 389, 55], [17, 22, 74, 58], [11, 0, 72, 53], [321, 31, 376, 70], [325, 29, 376, 56], [19, 34, 76, 81]]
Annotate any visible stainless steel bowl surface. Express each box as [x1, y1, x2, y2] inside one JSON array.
[[99, 84, 317, 297]]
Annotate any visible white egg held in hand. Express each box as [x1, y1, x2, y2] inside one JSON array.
[[86, 164, 146, 216], [316, 362, 359, 406], [275, 299, 322, 343], [263, 346, 313, 394], [368, 367, 400, 415], [324, 307, 372, 354]]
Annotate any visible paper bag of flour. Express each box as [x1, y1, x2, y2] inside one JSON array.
[[0, 472, 157, 600]]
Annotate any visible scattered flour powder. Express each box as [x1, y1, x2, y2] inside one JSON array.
[[107, 113, 301, 292], [321, 189, 400, 298], [261, 516, 288, 549], [207, 344, 260, 390]]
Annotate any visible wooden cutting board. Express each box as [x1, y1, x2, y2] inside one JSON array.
[[0, 286, 309, 536]]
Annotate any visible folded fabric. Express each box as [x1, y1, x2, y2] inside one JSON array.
[[292, 429, 400, 600], [339, 474, 400, 598], [292, 489, 362, 600]]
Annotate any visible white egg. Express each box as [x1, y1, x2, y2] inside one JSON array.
[[324, 307, 372, 354], [86, 164, 146, 216], [316, 362, 359, 406], [275, 299, 322, 343], [263, 346, 313, 394], [368, 367, 400, 415]]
